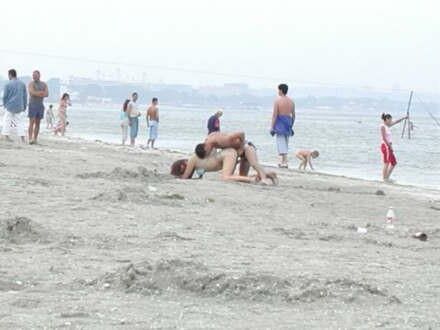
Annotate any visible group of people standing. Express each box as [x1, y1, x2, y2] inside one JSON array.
[[2, 70, 405, 183], [1, 69, 71, 143], [120, 92, 160, 148]]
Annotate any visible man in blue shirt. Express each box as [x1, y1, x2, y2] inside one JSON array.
[[2, 69, 27, 142], [207, 110, 223, 135]]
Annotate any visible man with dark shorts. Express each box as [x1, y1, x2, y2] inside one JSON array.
[[207, 110, 223, 134], [28, 70, 48, 144]]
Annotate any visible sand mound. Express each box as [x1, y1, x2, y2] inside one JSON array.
[[91, 187, 148, 203], [0, 217, 49, 244], [77, 166, 168, 182], [91, 187, 184, 207], [154, 231, 193, 241], [273, 227, 307, 240], [94, 259, 400, 305]]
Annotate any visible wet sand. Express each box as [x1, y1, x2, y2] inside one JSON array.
[[1, 137, 439, 329]]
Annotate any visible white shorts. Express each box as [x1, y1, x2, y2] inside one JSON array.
[[149, 120, 158, 140], [276, 134, 289, 155], [2, 111, 26, 137]]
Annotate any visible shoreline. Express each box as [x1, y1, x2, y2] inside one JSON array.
[[53, 132, 440, 194]]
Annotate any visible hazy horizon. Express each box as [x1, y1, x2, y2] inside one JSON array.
[[0, 0, 438, 93]]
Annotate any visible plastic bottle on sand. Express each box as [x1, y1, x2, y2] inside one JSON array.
[[386, 207, 396, 229]]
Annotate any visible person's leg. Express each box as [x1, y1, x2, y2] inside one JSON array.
[[276, 135, 288, 167], [149, 124, 157, 148], [121, 123, 127, 145], [34, 117, 41, 142], [386, 165, 395, 180], [382, 163, 389, 180], [131, 118, 138, 146], [243, 145, 269, 182], [18, 112, 27, 143], [221, 150, 254, 183], [239, 158, 250, 176], [386, 151, 397, 180], [28, 117, 35, 143], [61, 119, 66, 136], [2, 111, 12, 141], [129, 118, 135, 146], [283, 135, 289, 164], [296, 154, 306, 170]]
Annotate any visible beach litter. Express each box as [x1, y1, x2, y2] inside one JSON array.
[[148, 185, 158, 192], [412, 232, 428, 241], [357, 227, 368, 234], [385, 207, 396, 229]]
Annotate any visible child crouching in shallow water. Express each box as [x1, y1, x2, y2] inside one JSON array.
[[295, 149, 319, 171]]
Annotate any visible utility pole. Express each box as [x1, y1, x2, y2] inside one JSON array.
[[401, 90, 413, 139]]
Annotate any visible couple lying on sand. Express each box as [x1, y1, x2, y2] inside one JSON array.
[[171, 132, 278, 185]]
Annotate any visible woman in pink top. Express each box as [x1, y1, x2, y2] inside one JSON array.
[[54, 93, 71, 136], [380, 113, 407, 182]]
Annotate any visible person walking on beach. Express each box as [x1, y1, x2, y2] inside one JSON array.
[[380, 113, 407, 182], [120, 99, 130, 145], [28, 70, 49, 144], [146, 97, 159, 149], [270, 84, 295, 168], [53, 93, 71, 136], [46, 104, 55, 129], [207, 110, 223, 134], [1, 69, 27, 143], [127, 92, 140, 146]]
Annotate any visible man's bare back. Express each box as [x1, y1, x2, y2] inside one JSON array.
[[204, 132, 245, 153], [147, 105, 159, 121], [274, 95, 295, 117]]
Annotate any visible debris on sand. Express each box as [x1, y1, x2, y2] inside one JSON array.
[[159, 193, 184, 200], [0, 217, 49, 244], [154, 231, 193, 241], [375, 190, 386, 196], [412, 232, 428, 241]]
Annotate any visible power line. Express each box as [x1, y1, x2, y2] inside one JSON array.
[[415, 94, 440, 129], [0, 48, 412, 93]]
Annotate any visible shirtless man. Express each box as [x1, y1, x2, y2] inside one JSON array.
[[146, 97, 159, 149], [195, 131, 275, 185], [203, 131, 245, 155], [28, 70, 49, 144], [270, 84, 295, 168], [171, 147, 277, 184]]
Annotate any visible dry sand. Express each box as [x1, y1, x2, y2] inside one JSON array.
[[0, 137, 439, 329]]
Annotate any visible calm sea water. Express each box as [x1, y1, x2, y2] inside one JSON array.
[[59, 103, 440, 190]]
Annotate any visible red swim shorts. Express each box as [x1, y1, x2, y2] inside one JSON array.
[[381, 143, 397, 166]]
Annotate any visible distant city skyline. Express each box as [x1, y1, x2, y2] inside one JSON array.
[[0, 0, 438, 94]]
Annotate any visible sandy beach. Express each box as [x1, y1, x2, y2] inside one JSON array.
[[1, 137, 439, 329]]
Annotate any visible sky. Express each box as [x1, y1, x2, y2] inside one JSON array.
[[0, 0, 438, 93]]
